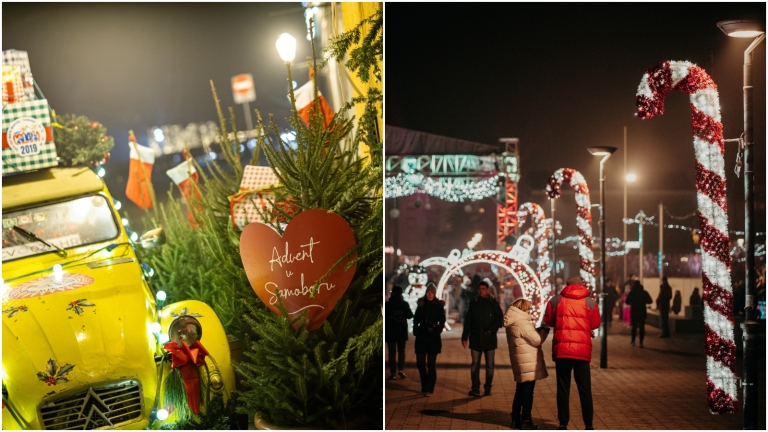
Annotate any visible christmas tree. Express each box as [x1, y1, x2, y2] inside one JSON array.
[[138, 7, 382, 429]]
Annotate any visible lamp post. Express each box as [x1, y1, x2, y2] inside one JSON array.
[[717, 19, 765, 430], [588, 146, 617, 369], [624, 172, 636, 283]]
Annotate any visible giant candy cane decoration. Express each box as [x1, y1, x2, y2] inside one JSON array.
[[517, 203, 552, 296], [636, 60, 736, 414], [546, 168, 596, 292]]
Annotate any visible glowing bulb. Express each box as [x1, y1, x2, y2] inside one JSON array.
[[156, 409, 169, 421], [150, 322, 161, 334], [97, 167, 106, 178], [626, 173, 636, 182], [158, 333, 170, 344], [122, 218, 129, 227], [276, 33, 297, 62], [156, 290, 167, 301], [153, 128, 165, 142], [53, 264, 63, 283], [130, 232, 139, 242]]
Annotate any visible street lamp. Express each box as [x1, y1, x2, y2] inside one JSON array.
[[588, 145, 617, 369], [716, 19, 765, 430], [275, 33, 297, 63], [624, 173, 636, 283]]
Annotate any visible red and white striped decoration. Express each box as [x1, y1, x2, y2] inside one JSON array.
[[546, 168, 596, 292], [517, 202, 552, 299], [636, 60, 735, 414]]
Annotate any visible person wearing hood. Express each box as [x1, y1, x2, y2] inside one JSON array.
[[625, 280, 653, 347], [385, 285, 414, 380], [505, 298, 549, 429], [462, 280, 504, 397], [542, 275, 601, 430], [413, 283, 446, 397], [657, 276, 673, 338]]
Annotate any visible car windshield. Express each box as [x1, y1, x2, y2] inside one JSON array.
[[2, 194, 119, 262]]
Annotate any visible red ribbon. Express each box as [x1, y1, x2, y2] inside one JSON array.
[[163, 341, 209, 414]]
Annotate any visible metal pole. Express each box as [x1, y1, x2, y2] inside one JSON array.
[[623, 127, 628, 283], [740, 33, 764, 431], [599, 156, 608, 368], [659, 202, 664, 277], [639, 214, 644, 282], [550, 198, 556, 295], [243, 102, 254, 138]]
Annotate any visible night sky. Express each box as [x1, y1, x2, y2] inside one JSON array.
[[3, 3, 311, 154], [385, 3, 766, 267], [3, 3, 318, 225]]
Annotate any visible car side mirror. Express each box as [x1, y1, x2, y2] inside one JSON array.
[[140, 227, 165, 249]]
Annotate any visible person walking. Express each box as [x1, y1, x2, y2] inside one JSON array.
[[385, 285, 413, 380], [620, 285, 632, 327], [413, 284, 446, 397], [657, 277, 672, 338], [505, 298, 549, 430], [671, 290, 682, 315], [625, 280, 653, 347], [542, 275, 601, 430], [462, 280, 504, 397]]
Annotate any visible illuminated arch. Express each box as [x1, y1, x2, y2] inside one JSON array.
[[436, 236, 545, 325]]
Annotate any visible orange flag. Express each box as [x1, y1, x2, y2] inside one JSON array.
[[292, 79, 334, 130], [166, 159, 202, 227], [125, 131, 154, 209]]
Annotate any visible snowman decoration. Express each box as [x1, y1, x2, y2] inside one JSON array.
[[404, 265, 428, 332]]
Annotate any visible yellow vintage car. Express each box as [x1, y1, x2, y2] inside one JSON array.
[[1, 167, 235, 429]]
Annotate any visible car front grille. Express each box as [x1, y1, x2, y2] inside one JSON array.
[[39, 379, 144, 430]]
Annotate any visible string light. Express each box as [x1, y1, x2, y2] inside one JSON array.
[[384, 173, 501, 202], [435, 239, 546, 326]]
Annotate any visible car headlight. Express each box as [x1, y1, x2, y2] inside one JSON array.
[[169, 316, 202, 345]]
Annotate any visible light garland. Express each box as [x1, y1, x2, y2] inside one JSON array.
[[517, 203, 553, 300], [435, 238, 545, 326], [546, 168, 596, 292], [384, 173, 501, 202], [637, 60, 735, 414]]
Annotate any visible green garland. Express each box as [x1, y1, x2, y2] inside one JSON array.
[[52, 113, 115, 166], [162, 368, 193, 422]]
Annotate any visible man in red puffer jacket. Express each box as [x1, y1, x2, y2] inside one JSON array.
[[543, 275, 601, 430]]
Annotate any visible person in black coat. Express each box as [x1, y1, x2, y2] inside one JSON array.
[[461, 280, 504, 396], [385, 285, 414, 380], [672, 290, 682, 315], [413, 284, 446, 396], [625, 280, 653, 347], [657, 277, 673, 338]]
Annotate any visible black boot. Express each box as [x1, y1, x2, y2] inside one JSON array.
[[521, 419, 539, 430], [511, 413, 522, 429]]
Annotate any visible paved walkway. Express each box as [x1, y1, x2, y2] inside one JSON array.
[[385, 314, 766, 430]]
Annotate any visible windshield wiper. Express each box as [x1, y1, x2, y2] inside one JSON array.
[[12, 226, 68, 257]]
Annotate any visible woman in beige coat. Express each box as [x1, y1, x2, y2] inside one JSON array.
[[504, 298, 549, 430]]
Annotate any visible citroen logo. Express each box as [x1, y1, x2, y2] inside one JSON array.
[[79, 387, 113, 428]]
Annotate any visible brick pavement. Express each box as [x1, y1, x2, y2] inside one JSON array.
[[385, 314, 766, 430]]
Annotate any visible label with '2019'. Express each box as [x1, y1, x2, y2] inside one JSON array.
[[7, 117, 45, 157]]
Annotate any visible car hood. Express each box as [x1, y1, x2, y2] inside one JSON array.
[[2, 256, 158, 428]]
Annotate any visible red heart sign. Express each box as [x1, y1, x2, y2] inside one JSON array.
[[239, 209, 356, 330]]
